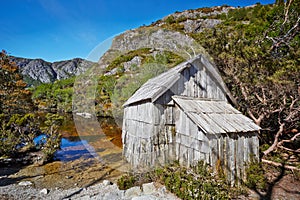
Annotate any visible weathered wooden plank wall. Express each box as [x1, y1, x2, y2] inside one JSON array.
[[155, 61, 227, 105], [122, 103, 176, 170], [173, 106, 259, 185]]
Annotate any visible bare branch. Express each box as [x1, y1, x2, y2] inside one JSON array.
[[263, 122, 285, 155], [262, 159, 300, 171], [247, 109, 264, 126], [289, 97, 298, 112], [282, 0, 294, 26], [278, 145, 300, 153], [278, 132, 300, 147], [255, 93, 264, 104]]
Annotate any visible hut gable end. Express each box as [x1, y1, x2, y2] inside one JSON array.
[[123, 54, 236, 107]]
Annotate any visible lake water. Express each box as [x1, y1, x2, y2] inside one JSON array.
[[1, 113, 127, 189], [51, 114, 123, 163]]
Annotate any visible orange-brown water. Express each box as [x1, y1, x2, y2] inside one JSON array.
[[1, 114, 128, 189]]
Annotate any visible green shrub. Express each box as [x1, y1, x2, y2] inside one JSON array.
[[0, 113, 38, 157], [245, 160, 267, 190], [117, 161, 242, 199], [40, 113, 63, 163], [117, 173, 137, 190]]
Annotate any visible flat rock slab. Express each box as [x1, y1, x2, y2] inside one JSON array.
[[0, 181, 180, 200]]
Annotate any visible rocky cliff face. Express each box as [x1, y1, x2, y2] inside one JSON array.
[[10, 57, 95, 84], [157, 5, 234, 33], [98, 5, 234, 70]]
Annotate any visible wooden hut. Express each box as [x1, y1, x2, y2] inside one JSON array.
[[122, 55, 260, 184]]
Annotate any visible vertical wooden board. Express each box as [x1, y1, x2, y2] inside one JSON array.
[[137, 104, 142, 121], [248, 134, 254, 156], [189, 120, 198, 140], [168, 141, 175, 161], [212, 135, 219, 168], [180, 134, 187, 147], [184, 114, 190, 136], [136, 104, 141, 121], [188, 148, 194, 166], [229, 136, 236, 186], [165, 106, 173, 125], [175, 132, 181, 144], [197, 128, 204, 141], [206, 74, 213, 99], [194, 150, 200, 164], [165, 125, 173, 144], [178, 74, 185, 95], [122, 129, 127, 147], [189, 76, 195, 97], [183, 68, 190, 96], [190, 136, 200, 150], [144, 103, 152, 122], [223, 135, 227, 178], [200, 132, 210, 153], [177, 144, 184, 165], [170, 106, 175, 124], [231, 137, 237, 186], [152, 104, 161, 125], [217, 86, 226, 101], [244, 134, 249, 165], [210, 80, 218, 99], [126, 120, 133, 136], [219, 136, 225, 168], [140, 138, 147, 153], [125, 106, 130, 120], [158, 126, 166, 145], [123, 107, 128, 120], [175, 142, 180, 161], [135, 104, 140, 121], [205, 153, 210, 164], [200, 68, 207, 98], [237, 135, 245, 183], [141, 123, 153, 139], [224, 136, 231, 183], [194, 70, 199, 97], [176, 110, 185, 135], [144, 103, 151, 122], [131, 120, 137, 136], [252, 134, 259, 161], [158, 104, 166, 123], [178, 144, 184, 165]]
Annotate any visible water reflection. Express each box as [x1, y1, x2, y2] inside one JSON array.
[[55, 138, 97, 162], [55, 114, 122, 164]]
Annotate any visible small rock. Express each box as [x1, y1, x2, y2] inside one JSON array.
[[0, 175, 7, 179], [142, 182, 156, 195], [40, 188, 49, 195], [103, 192, 123, 200], [125, 186, 142, 198], [65, 175, 73, 179], [18, 181, 33, 186], [102, 180, 112, 186], [132, 195, 156, 200]]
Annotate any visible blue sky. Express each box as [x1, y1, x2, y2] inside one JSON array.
[[0, 0, 275, 62]]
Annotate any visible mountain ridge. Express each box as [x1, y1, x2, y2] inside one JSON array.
[[10, 56, 95, 84]]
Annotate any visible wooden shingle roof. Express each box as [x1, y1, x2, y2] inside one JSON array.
[[123, 54, 236, 107], [172, 96, 260, 134]]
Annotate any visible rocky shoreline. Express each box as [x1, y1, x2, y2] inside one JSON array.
[[0, 180, 179, 200]]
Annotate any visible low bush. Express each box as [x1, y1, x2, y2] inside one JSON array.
[[117, 161, 242, 199]]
